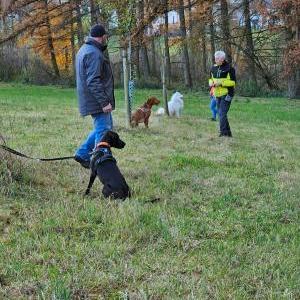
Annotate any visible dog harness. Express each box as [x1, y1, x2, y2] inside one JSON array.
[[138, 107, 150, 113], [90, 147, 116, 174]]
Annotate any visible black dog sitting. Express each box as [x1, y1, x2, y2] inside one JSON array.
[[85, 131, 131, 200]]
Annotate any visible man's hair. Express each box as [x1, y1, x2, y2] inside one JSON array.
[[214, 51, 226, 60], [90, 24, 107, 38]]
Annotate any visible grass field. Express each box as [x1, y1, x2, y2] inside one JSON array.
[[0, 83, 299, 299]]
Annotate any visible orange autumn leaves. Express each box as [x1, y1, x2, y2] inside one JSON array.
[[18, 1, 75, 74]]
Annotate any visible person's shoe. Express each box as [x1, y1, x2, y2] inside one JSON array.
[[211, 117, 217, 121], [74, 155, 90, 169], [219, 133, 232, 138]]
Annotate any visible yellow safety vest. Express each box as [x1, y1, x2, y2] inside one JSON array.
[[209, 71, 236, 97]]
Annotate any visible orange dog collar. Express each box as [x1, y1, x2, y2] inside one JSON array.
[[96, 141, 111, 148]]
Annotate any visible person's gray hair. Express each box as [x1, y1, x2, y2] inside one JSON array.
[[214, 51, 226, 60]]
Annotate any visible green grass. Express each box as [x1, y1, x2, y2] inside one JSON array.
[[0, 83, 299, 299]]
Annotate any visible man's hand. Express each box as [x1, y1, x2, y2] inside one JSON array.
[[214, 81, 222, 87], [102, 103, 112, 113]]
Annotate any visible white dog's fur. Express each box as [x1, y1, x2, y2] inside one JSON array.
[[156, 107, 165, 116], [155, 91, 184, 117]]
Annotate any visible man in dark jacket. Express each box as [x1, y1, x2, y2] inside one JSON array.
[[209, 51, 236, 137], [74, 24, 115, 168]]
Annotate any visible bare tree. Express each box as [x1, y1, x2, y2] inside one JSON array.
[[199, 22, 207, 76], [137, 0, 150, 80], [43, 0, 60, 78], [75, 0, 84, 45], [243, 0, 257, 88], [178, 0, 192, 88], [208, 5, 215, 64], [149, 24, 158, 78], [220, 0, 232, 63], [90, 0, 98, 24], [163, 0, 171, 86]]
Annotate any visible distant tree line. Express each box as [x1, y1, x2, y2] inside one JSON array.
[[0, 0, 299, 98]]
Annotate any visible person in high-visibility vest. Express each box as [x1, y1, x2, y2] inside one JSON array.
[[209, 51, 236, 137]]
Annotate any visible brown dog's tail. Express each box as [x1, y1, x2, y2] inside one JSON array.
[[130, 114, 136, 127]]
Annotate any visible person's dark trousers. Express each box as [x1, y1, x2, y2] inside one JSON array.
[[216, 95, 232, 137]]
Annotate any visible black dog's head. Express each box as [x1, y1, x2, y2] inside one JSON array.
[[101, 130, 126, 149]]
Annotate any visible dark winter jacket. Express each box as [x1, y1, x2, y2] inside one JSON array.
[[76, 38, 115, 116], [209, 61, 236, 97]]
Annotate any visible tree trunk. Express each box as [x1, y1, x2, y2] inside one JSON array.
[[178, 0, 192, 88], [187, 0, 196, 83], [43, 0, 60, 78], [288, 70, 300, 99], [220, 0, 232, 63], [287, 37, 300, 98], [137, 0, 150, 80], [64, 47, 69, 72], [163, 0, 171, 86], [141, 45, 150, 80], [132, 2, 141, 81], [134, 45, 141, 80], [119, 46, 124, 85], [90, 0, 99, 24], [209, 6, 215, 64], [150, 28, 158, 78], [122, 48, 131, 127], [187, 0, 193, 34], [1, 15, 9, 34], [70, 19, 76, 75], [75, 0, 84, 45], [243, 0, 257, 88], [257, 62, 277, 90], [287, 6, 300, 98], [200, 23, 207, 77], [161, 43, 169, 116]]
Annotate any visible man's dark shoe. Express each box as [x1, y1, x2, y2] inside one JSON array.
[[219, 133, 232, 138], [211, 117, 216, 121], [74, 155, 90, 169]]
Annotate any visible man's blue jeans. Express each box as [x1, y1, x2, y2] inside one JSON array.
[[75, 112, 113, 162], [210, 96, 218, 119], [216, 95, 232, 136]]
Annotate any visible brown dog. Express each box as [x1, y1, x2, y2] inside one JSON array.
[[131, 96, 160, 128]]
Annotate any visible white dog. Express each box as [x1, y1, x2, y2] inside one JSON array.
[[155, 91, 184, 117]]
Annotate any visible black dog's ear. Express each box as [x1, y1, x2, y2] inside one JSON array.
[[104, 130, 125, 149], [102, 130, 116, 142], [109, 131, 120, 143], [101, 130, 110, 141]]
